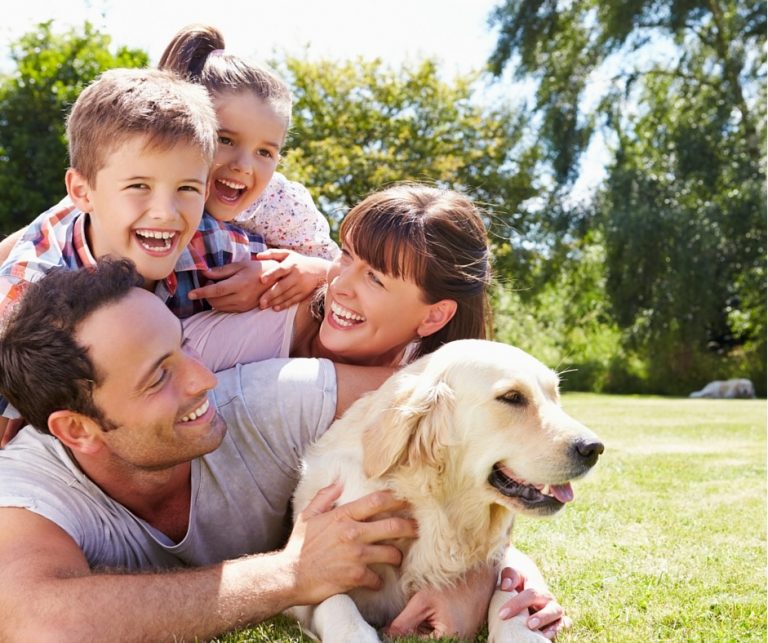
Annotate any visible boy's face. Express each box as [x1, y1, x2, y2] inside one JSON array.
[[206, 92, 285, 222], [67, 136, 210, 288]]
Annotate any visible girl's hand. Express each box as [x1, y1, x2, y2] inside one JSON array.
[[188, 260, 278, 312], [256, 249, 331, 311]]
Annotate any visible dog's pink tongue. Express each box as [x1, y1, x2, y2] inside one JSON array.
[[550, 483, 574, 503]]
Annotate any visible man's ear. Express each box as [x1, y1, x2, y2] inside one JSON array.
[[416, 299, 458, 338], [48, 410, 104, 455], [65, 168, 94, 213]]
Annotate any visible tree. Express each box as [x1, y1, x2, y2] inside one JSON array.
[[0, 21, 147, 233], [276, 55, 541, 243], [488, 0, 766, 392]]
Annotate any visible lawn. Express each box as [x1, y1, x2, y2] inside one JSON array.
[[216, 394, 767, 642]]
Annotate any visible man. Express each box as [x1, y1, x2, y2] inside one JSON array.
[[0, 259, 567, 640], [0, 258, 416, 640]]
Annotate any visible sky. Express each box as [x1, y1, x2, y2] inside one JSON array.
[[0, 0, 608, 197], [1, 0, 501, 75]]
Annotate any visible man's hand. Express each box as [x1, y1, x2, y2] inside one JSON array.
[[256, 249, 331, 311], [386, 564, 496, 639], [0, 417, 24, 448], [282, 483, 417, 607], [187, 260, 282, 312], [497, 567, 571, 640]]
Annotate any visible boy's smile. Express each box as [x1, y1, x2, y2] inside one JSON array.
[[67, 136, 210, 289]]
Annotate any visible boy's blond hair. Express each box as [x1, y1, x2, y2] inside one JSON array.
[[66, 68, 218, 185]]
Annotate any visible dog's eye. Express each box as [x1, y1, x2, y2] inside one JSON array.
[[498, 390, 527, 407]]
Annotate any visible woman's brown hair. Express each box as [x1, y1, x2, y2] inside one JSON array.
[[333, 184, 492, 360]]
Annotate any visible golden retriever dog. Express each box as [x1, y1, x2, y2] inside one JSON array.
[[288, 339, 603, 642]]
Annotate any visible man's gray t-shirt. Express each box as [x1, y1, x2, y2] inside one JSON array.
[[0, 357, 337, 570]]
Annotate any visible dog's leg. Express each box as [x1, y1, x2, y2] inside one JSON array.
[[295, 594, 380, 643], [284, 605, 320, 641], [487, 588, 549, 643]]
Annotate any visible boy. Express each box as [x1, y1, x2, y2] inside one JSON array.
[[0, 67, 287, 441], [0, 67, 272, 322]]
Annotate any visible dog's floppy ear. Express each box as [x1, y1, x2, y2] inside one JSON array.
[[363, 373, 455, 479]]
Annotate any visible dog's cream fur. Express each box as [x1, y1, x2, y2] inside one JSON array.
[[288, 339, 602, 642]]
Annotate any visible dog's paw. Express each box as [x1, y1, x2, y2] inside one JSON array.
[[487, 607, 549, 643], [322, 620, 381, 643], [487, 626, 549, 643]]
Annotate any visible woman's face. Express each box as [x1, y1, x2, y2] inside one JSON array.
[[318, 241, 438, 366]]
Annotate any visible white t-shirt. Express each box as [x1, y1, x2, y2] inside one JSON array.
[[182, 305, 299, 373], [0, 357, 336, 570]]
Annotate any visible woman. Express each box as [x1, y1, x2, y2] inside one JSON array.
[[184, 182, 569, 640], [185, 182, 491, 370]]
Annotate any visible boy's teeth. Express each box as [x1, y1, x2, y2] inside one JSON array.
[[136, 230, 176, 240], [181, 399, 210, 423]]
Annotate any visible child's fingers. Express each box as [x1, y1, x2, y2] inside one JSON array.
[[259, 263, 293, 286], [277, 289, 307, 309], [188, 280, 238, 301], [255, 248, 291, 262], [199, 262, 245, 279], [264, 286, 304, 311]]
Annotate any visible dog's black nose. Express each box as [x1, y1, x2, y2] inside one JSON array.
[[574, 439, 604, 467]]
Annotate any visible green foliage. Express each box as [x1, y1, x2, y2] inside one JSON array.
[[488, 0, 766, 393], [493, 231, 624, 392], [222, 395, 768, 642], [0, 21, 147, 233], [276, 55, 540, 239]]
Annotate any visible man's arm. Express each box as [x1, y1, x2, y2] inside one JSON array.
[[0, 486, 416, 641]]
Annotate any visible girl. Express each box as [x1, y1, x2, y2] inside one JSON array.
[[159, 24, 339, 311]]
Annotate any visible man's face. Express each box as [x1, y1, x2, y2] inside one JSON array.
[[75, 136, 210, 289], [75, 288, 225, 470]]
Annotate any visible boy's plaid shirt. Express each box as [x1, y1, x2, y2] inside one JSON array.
[[0, 197, 267, 321]]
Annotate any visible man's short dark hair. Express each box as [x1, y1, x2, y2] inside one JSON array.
[[0, 259, 144, 433]]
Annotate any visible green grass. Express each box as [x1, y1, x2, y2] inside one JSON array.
[[215, 394, 767, 642]]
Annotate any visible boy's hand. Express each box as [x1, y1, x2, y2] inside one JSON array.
[[188, 260, 281, 312], [256, 249, 331, 311]]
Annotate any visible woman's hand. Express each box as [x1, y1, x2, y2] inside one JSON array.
[[386, 564, 496, 639], [256, 249, 331, 311], [497, 566, 572, 640]]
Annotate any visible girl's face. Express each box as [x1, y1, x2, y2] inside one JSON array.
[[318, 240, 447, 366], [207, 92, 286, 221]]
